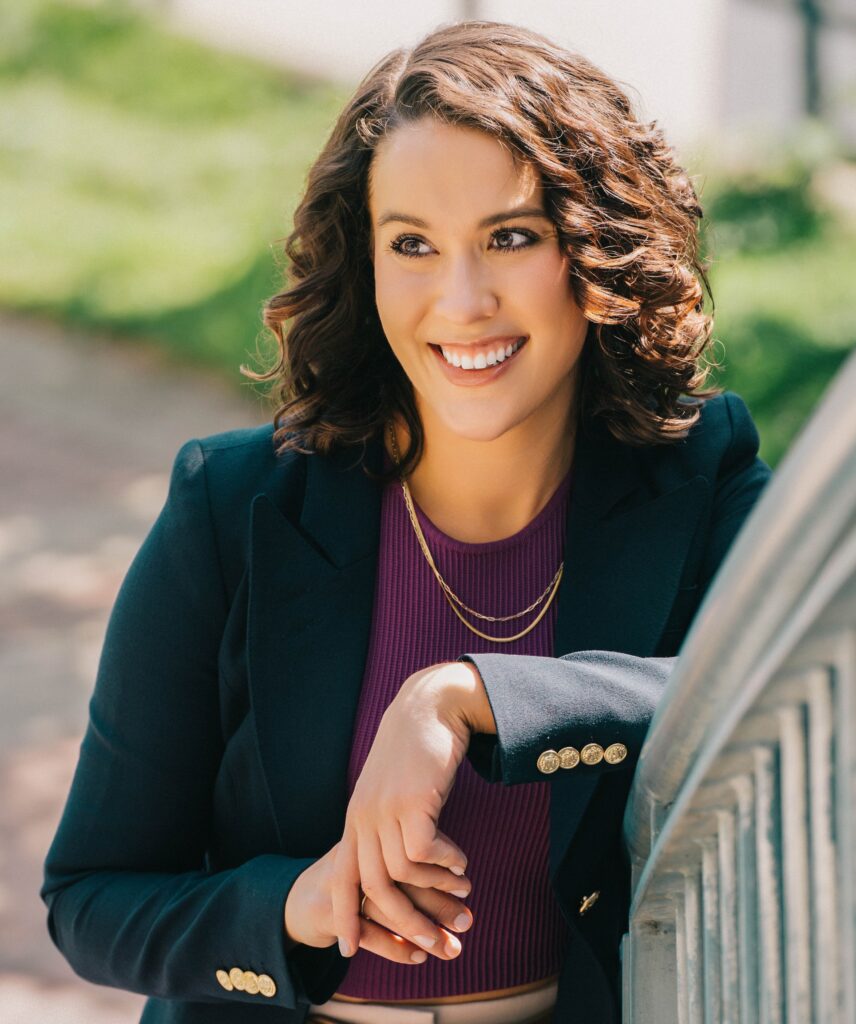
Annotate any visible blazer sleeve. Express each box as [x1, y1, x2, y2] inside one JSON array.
[[40, 439, 319, 1011], [462, 391, 772, 786]]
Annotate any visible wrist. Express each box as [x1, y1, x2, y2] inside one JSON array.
[[284, 860, 330, 950], [454, 660, 496, 734], [284, 874, 307, 948], [405, 661, 495, 736]]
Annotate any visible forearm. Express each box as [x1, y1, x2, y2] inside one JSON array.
[[458, 650, 678, 785], [42, 854, 314, 1008]]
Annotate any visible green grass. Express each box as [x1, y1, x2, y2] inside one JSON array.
[[2, 1, 854, 467], [0, 0, 346, 365]]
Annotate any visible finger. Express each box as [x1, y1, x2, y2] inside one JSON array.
[[330, 829, 362, 958], [357, 917, 430, 965], [361, 894, 464, 960], [378, 820, 471, 896], [357, 829, 461, 958], [398, 881, 474, 935], [400, 815, 468, 876]]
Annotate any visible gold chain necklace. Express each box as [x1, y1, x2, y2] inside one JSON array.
[[387, 423, 564, 644]]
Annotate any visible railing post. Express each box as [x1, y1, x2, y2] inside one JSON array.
[[622, 350, 856, 1023]]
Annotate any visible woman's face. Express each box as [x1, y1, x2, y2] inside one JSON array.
[[368, 117, 589, 444]]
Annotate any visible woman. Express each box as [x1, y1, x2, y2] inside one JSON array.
[[41, 20, 771, 1024]]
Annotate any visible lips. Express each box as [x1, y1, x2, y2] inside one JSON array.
[[428, 337, 528, 386]]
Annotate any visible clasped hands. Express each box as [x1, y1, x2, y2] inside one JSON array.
[[283, 660, 495, 965]]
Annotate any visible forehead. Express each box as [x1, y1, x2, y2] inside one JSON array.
[[367, 118, 542, 224]]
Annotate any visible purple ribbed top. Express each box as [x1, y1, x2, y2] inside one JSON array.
[[336, 457, 573, 999]]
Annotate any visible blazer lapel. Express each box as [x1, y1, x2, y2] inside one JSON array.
[[246, 441, 384, 857], [548, 415, 710, 875], [554, 415, 709, 657]]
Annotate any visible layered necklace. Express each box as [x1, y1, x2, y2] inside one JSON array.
[[387, 422, 564, 643]]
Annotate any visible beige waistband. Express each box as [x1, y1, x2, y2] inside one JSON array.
[[309, 975, 559, 1024], [331, 972, 560, 1005]]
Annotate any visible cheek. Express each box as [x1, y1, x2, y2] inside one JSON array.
[[374, 261, 425, 331], [508, 257, 586, 372], [525, 255, 586, 337], [501, 250, 571, 312]]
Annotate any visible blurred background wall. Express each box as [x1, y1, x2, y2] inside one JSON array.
[[1, 1, 853, 1021], [162, 0, 856, 155]]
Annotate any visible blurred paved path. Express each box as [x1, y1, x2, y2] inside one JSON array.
[[0, 313, 268, 1023]]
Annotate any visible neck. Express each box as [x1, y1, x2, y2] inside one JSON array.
[[388, 385, 578, 544]]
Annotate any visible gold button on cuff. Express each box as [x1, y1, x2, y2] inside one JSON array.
[[579, 890, 600, 915], [257, 974, 277, 998], [229, 967, 246, 991], [537, 750, 561, 774], [242, 971, 260, 995], [216, 969, 233, 991], [580, 743, 604, 766], [558, 746, 580, 769], [604, 742, 628, 765]]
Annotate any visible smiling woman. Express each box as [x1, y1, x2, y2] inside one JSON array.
[[365, 119, 589, 539], [41, 18, 771, 1024], [253, 19, 717, 492]]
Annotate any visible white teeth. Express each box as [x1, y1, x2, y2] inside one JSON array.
[[438, 338, 525, 369]]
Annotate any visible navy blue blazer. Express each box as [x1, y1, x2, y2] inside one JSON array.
[[41, 391, 771, 1023]]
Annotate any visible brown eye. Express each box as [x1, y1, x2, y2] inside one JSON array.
[[389, 235, 431, 258], [490, 227, 539, 252]]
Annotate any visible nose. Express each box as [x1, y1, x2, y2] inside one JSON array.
[[433, 253, 499, 324]]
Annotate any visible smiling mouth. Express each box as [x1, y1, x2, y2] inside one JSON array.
[[428, 337, 528, 370]]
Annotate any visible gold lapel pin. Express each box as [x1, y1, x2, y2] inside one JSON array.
[[579, 890, 600, 915]]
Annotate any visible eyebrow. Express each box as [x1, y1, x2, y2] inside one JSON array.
[[376, 206, 550, 230]]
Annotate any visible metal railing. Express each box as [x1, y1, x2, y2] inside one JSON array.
[[622, 350, 856, 1023]]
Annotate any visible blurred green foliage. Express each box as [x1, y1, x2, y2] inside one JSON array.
[[702, 166, 829, 253], [700, 156, 855, 465], [2, 1, 854, 468], [2, 0, 313, 120], [0, 0, 347, 361]]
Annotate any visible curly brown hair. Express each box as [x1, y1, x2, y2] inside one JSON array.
[[244, 19, 720, 480]]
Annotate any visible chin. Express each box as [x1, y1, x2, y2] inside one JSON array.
[[435, 405, 525, 445]]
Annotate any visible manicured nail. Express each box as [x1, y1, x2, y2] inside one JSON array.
[[450, 865, 466, 876], [414, 934, 436, 948], [453, 913, 471, 931], [451, 889, 469, 898], [411, 950, 428, 963], [338, 937, 352, 957]]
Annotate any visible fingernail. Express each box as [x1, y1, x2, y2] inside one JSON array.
[[413, 934, 436, 948], [338, 937, 352, 957], [450, 865, 466, 876], [453, 913, 471, 931], [411, 950, 428, 963], [444, 934, 462, 955], [451, 889, 469, 898]]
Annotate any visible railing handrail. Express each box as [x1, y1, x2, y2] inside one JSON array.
[[623, 349, 856, 867]]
